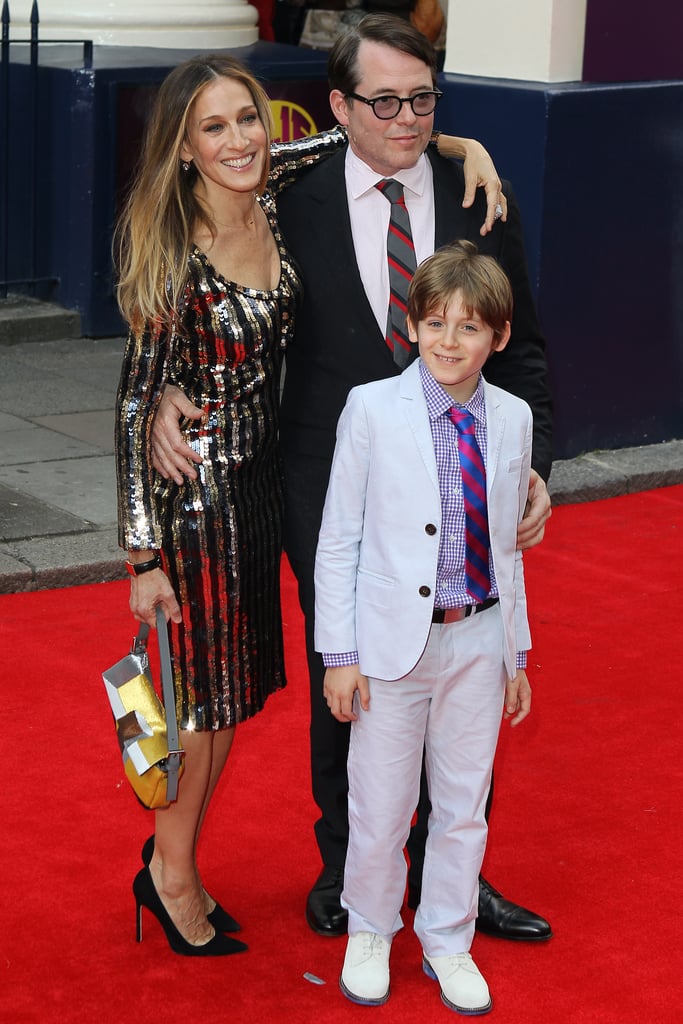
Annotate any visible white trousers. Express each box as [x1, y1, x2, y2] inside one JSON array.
[[342, 602, 507, 958]]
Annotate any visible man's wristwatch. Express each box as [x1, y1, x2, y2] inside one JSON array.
[[126, 552, 162, 576]]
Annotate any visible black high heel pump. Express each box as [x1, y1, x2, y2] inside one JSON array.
[[133, 867, 248, 957], [141, 835, 241, 933]]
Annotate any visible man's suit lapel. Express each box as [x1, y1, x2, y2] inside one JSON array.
[[428, 149, 471, 248], [304, 151, 355, 261], [303, 150, 386, 349]]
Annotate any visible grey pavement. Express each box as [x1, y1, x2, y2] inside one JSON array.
[[1, 317, 682, 595]]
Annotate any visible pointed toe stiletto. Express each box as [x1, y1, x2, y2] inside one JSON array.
[[140, 835, 241, 933], [132, 867, 248, 957]]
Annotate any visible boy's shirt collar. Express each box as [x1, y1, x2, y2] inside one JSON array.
[[419, 359, 486, 425]]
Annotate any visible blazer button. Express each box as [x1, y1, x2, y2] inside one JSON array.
[[425, 523, 437, 535], [419, 585, 431, 598]]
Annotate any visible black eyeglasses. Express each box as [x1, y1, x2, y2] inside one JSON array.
[[345, 90, 443, 120]]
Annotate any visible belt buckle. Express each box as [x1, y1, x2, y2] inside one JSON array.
[[442, 606, 468, 624]]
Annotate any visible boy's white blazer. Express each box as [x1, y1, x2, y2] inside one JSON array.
[[314, 359, 533, 681]]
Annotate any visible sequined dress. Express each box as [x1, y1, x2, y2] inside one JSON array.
[[116, 194, 298, 731]]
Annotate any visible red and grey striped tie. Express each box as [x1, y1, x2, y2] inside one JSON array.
[[375, 178, 417, 368]]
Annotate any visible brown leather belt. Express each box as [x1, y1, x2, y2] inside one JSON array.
[[432, 597, 499, 624]]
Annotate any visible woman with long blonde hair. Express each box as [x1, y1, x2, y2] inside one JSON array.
[[115, 53, 318, 957]]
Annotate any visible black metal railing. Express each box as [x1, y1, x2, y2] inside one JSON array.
[[0, 1, 92, 298]]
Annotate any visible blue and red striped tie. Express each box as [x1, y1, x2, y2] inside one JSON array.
[[375, 178, 416, 368], [449, 407, 491, 602]]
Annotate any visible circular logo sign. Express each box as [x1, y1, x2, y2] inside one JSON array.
[[270, 101, 318, 143]]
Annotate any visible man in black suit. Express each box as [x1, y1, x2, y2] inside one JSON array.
[[151, 15, 553, 943], [276, 15, 553, 942]]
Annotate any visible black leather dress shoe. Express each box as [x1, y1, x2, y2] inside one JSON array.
[[476, 876, 552, 941], [407, 875, 552, 943], [305, 866, 348, 937]]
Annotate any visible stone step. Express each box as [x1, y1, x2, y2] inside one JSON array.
[[0, 294, 82, 346]]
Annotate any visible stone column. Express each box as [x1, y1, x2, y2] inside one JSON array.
[[444, 0, 588, 82], [8, 0, 259, 48]]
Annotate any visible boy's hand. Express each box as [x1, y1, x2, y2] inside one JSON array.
[[516, 469, 552, 551], [504, 669, 531, 727], [323, 665, 370, 722]]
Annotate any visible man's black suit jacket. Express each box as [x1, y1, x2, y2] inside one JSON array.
[[276, 146, 553, 566]]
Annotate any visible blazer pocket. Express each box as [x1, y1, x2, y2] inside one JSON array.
[[507, 455, 525, 473], [357, 567, 395, 610]]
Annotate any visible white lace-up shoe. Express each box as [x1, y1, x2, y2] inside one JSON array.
[[340, 931, 391, 1005], [423, 952, 492, 1015]]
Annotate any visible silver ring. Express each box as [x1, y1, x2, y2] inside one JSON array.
[[494, 203, 504, 220]]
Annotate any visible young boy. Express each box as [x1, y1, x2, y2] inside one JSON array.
[[314, 240, 533, 1015]]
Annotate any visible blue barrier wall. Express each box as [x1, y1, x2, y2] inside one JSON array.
[[5, 44, 682, 460], [436, 76, 683, 458]]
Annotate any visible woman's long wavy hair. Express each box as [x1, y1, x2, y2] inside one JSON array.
[[115, 54, 273, 331]]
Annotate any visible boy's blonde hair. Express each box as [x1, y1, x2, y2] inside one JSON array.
[[407, 240, 513, 342]]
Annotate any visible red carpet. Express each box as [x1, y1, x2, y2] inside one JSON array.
[[1, 485, 682, 1023]]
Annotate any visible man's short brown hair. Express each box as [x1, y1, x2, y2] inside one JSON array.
[[327, 13, 438, 95]]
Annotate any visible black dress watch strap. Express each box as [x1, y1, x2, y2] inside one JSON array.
[[126, 553, 162, 576]]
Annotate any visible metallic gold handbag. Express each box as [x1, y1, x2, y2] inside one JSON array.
[[102, 607, 184, 809]]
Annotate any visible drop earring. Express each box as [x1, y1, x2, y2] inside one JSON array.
[[182, 161, 190, 172]]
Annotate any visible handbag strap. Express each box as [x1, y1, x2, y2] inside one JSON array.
[[134, 609, 184, 802]]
